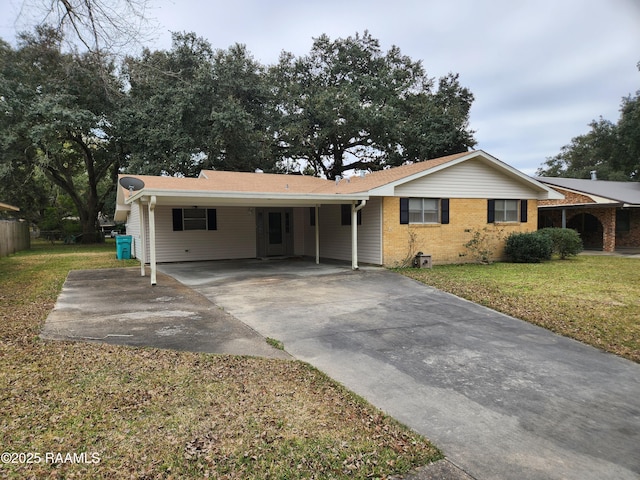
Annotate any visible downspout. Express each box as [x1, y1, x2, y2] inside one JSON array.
[[351, 200, 367, 270], [148, 195, 157, 285], [315, 204, 320, 265]]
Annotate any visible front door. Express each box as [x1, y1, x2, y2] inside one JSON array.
[[256, 208, 293, 257], [267, 211, 285, 256]]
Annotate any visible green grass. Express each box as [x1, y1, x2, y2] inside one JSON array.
[[266, 337, 285, 350], [398, 255, 640, 362], [0, 241, 441, 479]]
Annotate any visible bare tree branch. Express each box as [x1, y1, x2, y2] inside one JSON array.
[[19, 0, 157, 55]]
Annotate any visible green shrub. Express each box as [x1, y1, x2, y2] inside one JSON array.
[[538, 227, 583, 259], [504, 232, 552, 263]]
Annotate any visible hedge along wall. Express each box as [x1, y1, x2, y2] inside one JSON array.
[[0, 220, 30, 258]]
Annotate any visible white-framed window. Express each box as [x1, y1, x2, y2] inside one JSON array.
[[409, 198, 440, 224], [488, 199, 528, 223], [183, 208, 207, 230], [400, 198, 450, 225], [494, 199, 519, 222]]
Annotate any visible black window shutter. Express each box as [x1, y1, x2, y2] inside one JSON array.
[[400, 198, 409, 224], [487, 200, 495, 223], [520, 199, 528, 223], [341, 205, 350, 226], [309, 207, 315, 226], [441, 198, 450, 224], [172, 208, 183, 231], [207, 208, 217, 230]]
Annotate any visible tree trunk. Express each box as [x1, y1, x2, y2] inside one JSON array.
[[77, 189, 102, 243], [80, 213, 101, 243]]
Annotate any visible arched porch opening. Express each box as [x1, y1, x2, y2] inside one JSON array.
[[567, 213, 603, 250]]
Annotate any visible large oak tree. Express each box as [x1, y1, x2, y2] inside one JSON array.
[[2, 28, 479, 241], [270, 31, 476, 179], [121, 33, 277, 177], [0, 27, 124, 242]]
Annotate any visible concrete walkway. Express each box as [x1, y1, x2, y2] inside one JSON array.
[[159, 259, 640, 480]]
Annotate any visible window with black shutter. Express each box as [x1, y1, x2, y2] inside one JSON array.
[[488, 199, 526, 223], [172, 208, 217, 231], [441, 199, 450, 225], [487, 199, 495, 223], [172, 209, 183, 231], [207, 209, 217, 230], [400, 198, 409, 224], [400, 198, 449, 224], [520, 199, 528, 223]]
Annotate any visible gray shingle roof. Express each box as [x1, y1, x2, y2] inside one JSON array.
[[535, 177, 640, 205]]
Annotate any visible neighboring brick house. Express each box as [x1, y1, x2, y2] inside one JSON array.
[[115, 150, 562, 284], [537, 177, 640, 252]]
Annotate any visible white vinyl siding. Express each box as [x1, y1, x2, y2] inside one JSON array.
[[153, 205, 255, 262], [304, 198, 382, 265], [126, 202, 141, 237], [125, 202, 144, 261], [395, 159, 538, 198], [134, 201, 382, 266], [358, 197, 382, 264]]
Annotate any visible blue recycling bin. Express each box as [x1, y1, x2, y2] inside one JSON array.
[[116, 235, 132, 260]]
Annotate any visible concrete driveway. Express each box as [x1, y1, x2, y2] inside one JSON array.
[[42, 267, 289, 359], [159, 259, 640, 480]]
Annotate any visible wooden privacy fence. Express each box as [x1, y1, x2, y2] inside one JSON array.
[[0, 220, 30, 258]]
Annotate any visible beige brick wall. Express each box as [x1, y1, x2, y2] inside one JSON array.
[[381, 197, 539, 266]]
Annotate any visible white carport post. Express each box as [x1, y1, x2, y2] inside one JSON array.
[[139, 201, 146, 277], [351, 200, 367, 270], [148, 195, 157, 285], [315, 204, 320, 265]]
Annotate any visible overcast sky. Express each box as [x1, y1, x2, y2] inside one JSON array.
[[1, 0, 639, 175]]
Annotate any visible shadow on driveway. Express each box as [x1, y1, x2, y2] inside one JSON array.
[[41, 267, 290, 359]]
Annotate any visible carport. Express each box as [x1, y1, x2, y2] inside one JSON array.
[[116, 173, 369, 285]]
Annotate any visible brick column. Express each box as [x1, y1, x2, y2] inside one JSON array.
[[602, 208, 616, 252]]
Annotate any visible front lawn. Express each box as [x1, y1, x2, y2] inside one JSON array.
[[0, 242, 441, 479], [399, 255, 640, 363]]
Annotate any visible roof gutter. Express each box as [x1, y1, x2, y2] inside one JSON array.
[[539, 202, 624, 210], [124, 189, 369, 205]]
